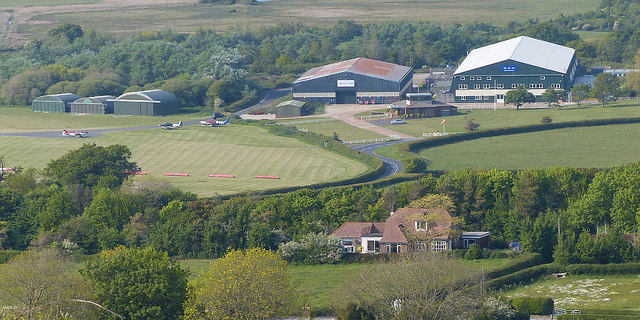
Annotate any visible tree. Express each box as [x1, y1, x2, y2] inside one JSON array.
[[278, 232, 343, 264], [336, 253, 483, 319], [45, 143, 137, 189], [186, 248, 292, 319], [0, 248, 95, 320], [590, 73, 621, 107], [571, 83, 591, 107], [48, 23, 84, 43], [504, 85, 536, 110], [541, 87, 568, 109], [82, 246, 188, 320]]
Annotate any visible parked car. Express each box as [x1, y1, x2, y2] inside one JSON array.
[[390, 119, 407, 125]]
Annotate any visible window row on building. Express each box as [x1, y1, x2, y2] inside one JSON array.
[[458, 82, 563, 90]]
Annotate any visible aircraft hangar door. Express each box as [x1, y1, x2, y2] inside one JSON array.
[[336, 91, 356, 104]]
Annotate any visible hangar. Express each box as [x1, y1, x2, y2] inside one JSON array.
[[112, 89, 179, 116], [274, 100, 308, 117], [32, 93, 80, 113], [70, 95, 115, 114], [292, 57, 413, 104], [451, 36, 578, 104]]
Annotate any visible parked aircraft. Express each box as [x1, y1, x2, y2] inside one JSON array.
[[62, 129, 88, 138], [159, 121, 182, 130], [199, 118, 230, 127]]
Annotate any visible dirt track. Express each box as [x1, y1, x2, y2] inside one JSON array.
[[0, 0, 197, 48]]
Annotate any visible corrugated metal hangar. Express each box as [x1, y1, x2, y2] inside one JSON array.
[[451, 36, 578, 104], [70, 95, 115, 114], [112, 89, 179, 116], [292, 57, 413, 104], [275, 100, 307, 117], [32, 93, 80, 113]]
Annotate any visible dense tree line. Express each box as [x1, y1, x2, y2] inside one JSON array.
[[3, 0, 640, 108], [2, 144, 639, 262]]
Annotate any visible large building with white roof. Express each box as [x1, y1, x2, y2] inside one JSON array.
[[450, 36, 578, 104], [292, 57, 413, 104]]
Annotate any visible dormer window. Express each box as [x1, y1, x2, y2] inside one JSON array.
[[415, 221, 427, 231]]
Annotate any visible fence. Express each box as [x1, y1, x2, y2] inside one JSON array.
[[358, 113, 391, 120], [342, 135, 401, 145], [269, 118, 337, 126], [554, 308, 582, 315], [422, 131, 463, 138]]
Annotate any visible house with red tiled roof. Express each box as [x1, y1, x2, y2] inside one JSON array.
[[332, 207, 490, 254]]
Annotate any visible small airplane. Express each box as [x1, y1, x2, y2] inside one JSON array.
[[159, 120, 182, 130], [199, 118, 230, 127], [62, 129, 88, 138]]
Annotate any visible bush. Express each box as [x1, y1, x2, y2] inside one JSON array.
[[541, 116, 553, 123], [279, 232, 344, 264], [465, 118, 480, 131], [465, 244, 483, 260], [0, 250, 21, 264], [511, 297, 554, 315], [403, 157, 428, 173]]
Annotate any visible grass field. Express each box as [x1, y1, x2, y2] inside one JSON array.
[[180, 257, 512, 314], [575, 31, 611, 42], [299, 120, 385, 141], [0, 125, 368, 197], [0, 0, 98, 6], [416, 123, 640, 171], [380, 101, 640, 138], [504, 274, 640, 311], [0, 106, 198, 133], [15, 0, 600, 40]]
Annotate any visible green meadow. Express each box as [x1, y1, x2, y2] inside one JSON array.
[[17, 0, 600, 40], [504, 274, 640, 311], [0, 124, 368, 197]]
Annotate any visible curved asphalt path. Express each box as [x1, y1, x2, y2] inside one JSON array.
[[236, 87, 291, 115], [351, 138, 421, 179]]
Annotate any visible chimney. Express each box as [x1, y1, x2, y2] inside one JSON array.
[[390, 203, 396, 216]]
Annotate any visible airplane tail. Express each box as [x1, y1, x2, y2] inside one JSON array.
[[178, 121, 183, 127], [223, 118, 229, 124]]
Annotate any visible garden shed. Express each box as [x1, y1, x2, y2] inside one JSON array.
[[32, 93, 80, 113], [275, 100, 307, 117], [112, 89, 179, 116], [70, 95, 115, 114]]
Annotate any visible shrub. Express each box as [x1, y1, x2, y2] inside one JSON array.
[[465, 118, 480, 131], [0, 250, 21, 264], [541, 116, 553, 123], [279, 232, 344, 264], [403, 157, 428, 173], [465, 244, 483, 260], [511, 297, 554, 315]]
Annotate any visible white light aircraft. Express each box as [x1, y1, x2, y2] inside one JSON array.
[[199, 118, 229, 127], [159, 121, 182, 130], [62, 129, 88, 138]]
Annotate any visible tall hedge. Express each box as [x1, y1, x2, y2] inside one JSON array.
[[511, 297, 554, 315]]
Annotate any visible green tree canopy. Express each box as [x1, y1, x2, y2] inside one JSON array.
[[541, 87, 568, 109], [504, 85, 536, 110], [48, 23, 84, 43], [45, 143, 137, 189], [82, 246, 188, 320], [571, 82, 592, 106], [186, 248, 292, 320], [590, 73, 622, 107]]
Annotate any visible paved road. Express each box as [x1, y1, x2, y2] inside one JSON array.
[[351, 138, 421, 179], [236, 87, 291, 115]]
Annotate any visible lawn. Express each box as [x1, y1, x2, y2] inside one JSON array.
[[181, 257, 512, 314], [380, 101, 640, 138], [0, 106, 199, 133], [299, 120, 385, 141], [0, 125, 369, 197], [17, 0, 600, 40], [503, 274, 640, 312], [415, 122, 640, 171]]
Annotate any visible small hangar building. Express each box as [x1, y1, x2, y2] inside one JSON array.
[[70, 95, 115, 114], [274, 100, 308, 117], [451, 36, 578, 104], [292, 57, 413, 104], [32, 93, 80, 113], [112, 89, 179, 116]]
